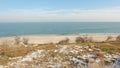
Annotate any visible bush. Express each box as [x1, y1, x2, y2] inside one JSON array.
[[116, 35, 120, 41], [75, 36, 93, 43], [22, 37, 29, 45], [14, 36, 20, 45], [75, 36, 84, 43], [88, 37, 93, 42], [58, 38, 69, 44], [106, 36, 113, 42]]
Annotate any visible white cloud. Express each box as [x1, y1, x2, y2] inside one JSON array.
[[0, 7, 120, 22]]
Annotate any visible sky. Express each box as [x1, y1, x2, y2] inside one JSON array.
[[0, 0, 120, 22]]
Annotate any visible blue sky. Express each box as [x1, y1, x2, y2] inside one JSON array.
[[0, 0, 120, 10], [0, 0, 120, 22]]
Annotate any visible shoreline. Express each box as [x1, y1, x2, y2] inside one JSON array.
[[0, 33, 120, 44], [0, 33, 120, 38]]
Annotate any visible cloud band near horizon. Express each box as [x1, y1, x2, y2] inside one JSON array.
[[0, 7, 120, 22]]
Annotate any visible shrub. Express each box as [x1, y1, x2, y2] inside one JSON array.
[[58, 38, 69, 44], [22, 37, 29, 45], [75, 36, 84, 43], [106, 36, 113, 42], [116, 35, 120, 41], [75, 36, 93, 43], [14, 36, 20, 45], [88, 37, 93, 42]]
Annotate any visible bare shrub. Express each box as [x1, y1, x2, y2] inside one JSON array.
[[58, 38, 69, 44], [22, 37, 29, 45], [75, 36, 93, 43], [116, 35, 120, 41], [85, 36, 93, 42], [75, 36, 84, 43], [14, 36, 20, 45], [88, 37, 93, 42], [106, 36, 113, 42]]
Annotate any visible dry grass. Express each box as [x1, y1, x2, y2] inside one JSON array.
[[36, 44, 57, 50], [0, 41, 35, 65], [0, 56, 9, 65], [94, 41, 120, 53], [0, 36, 120, 65]]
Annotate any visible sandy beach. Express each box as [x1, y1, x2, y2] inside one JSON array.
[[0, 33, 119, 44]]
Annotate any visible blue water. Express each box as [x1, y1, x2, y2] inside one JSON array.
[[0, 22, 120, 37]]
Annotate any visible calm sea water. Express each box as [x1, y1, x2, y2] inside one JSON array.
[[0, 22, 120, 37]]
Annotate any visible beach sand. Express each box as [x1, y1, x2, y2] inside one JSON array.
[[0, 33, 119, 44]]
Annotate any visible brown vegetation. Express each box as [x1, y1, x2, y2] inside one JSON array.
[[58, 38, 70, 44], [75, 36, 93, 43], [0, 41, 9, 56], [22, 37, 29, 45], [0, 35, 120, 66], [96, 53, 105, 58], [14, 36, 20, 45], [106, 36, 113, 42], [0, 40, 34, 65], [116, 35, 120, 41]]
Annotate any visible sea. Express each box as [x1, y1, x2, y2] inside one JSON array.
[[0, 22, 120, 37]]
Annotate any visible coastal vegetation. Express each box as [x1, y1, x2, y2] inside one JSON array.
[[58, 38, 69, 45], [106, 36, 113, 42], [0, 37, 33, 65], [0, 35, 120, 67], [75, 36, 93, 43], [116, 35, 120, 41]]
